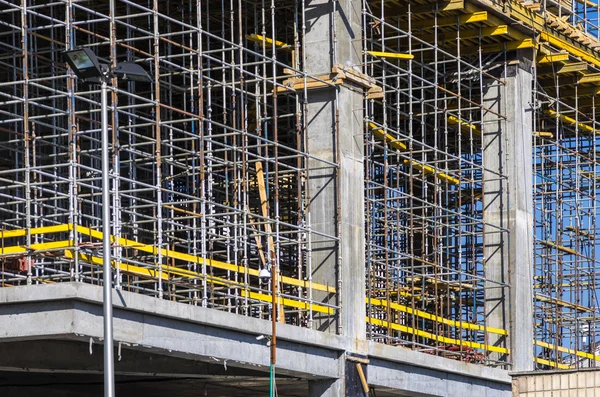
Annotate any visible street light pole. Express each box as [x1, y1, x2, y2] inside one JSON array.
[[64, 48, 151, 397], [269, 250, 277, 397], [100, 78, 115, 397]]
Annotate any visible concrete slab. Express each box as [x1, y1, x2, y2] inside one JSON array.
[[0, 283, 512, 397]]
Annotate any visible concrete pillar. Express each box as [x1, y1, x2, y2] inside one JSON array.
[[482, 51, 534, 371], [304, 0, 366, 344]]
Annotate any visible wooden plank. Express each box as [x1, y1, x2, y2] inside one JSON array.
[[255, 161, 284, 323]]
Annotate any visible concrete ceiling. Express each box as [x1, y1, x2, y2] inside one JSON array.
[[0, 340, 423, 397]]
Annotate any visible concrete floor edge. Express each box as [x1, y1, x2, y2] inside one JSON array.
[[0, 283, 511, 396]]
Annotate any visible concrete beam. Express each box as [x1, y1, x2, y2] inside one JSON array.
[[0, 283, 343, 379], [368, 360, 511, 397], [0, 283, 512, 397], [368, 342, 512, 385], [368, 342, 511, 396]]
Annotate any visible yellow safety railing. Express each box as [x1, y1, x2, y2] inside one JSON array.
[[7, 223, 600, 364]]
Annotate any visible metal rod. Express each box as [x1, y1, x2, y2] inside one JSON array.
[[101, 79, 115, 397]]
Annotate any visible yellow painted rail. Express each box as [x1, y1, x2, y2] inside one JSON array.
[[546, 110, 598, 135], [448, 115, 481, 136], [368, 316, 509, 354], [369, 122, 407, 151], [245, 34, 292, 51], [404, 160, 460, 185], [62, 250, 335, 314], [367, 51, 414, 60], [368, 297, 507, 336], [535, 357, 571, 369], [5, 224, 600, 364], [0, 224, 336, 294], [535, 340, 600, 363]]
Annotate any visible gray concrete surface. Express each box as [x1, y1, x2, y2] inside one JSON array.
[[305, 0, 367, 348], [0, 282, 511, 396], [483, 52, 535, 371]]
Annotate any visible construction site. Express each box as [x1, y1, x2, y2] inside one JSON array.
[[1, 0, 600, 395]]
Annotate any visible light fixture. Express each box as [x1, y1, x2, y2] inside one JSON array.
[[258, 268, 272, 280], [112, 62, 151, 82], [64, 48, 151, 83], [64, 48, 105, 80]]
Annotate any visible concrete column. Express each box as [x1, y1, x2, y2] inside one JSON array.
[[482, 51, 534, 371], [304, 0, 366, 345]]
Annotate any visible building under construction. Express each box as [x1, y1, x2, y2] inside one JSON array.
[[1, 0, 600, 395]]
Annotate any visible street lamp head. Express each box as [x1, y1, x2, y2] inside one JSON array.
[[64, 48, 105, 80], [65, 49, 150, 83], [113, 62, 152, 82], [258, 268, 272, 281]]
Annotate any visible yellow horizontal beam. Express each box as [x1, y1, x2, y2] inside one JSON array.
[[478, 38, 535, 53], [0, 240, 73, 255], [245, 34, 292, 51], [537, 53, 569, 64], [368, 317, 508, 354], [369, 122, 407, 151], [501, 0, 600, 69], [367, 51, 414, 60], [578, 73, 600, 84], [536, 340, 600, 363], [535, 357, 572, 369], [539, 239, 579, 255], [404, 160, 460, 185], [448, 115, 481, 136], [385, 0, 464, 15], [556, 62, 588, 74], [63, 250, 169, 281], [535, 293, 595, 313], [540, 32, 600, 69], [75, 225, 336, 294], [534, 131, 554, 138], [0, 224, 71, 239], [537, 62, 588, 76], [0, 224, 337, 294], [368, 297, 507, 336], [412, 11, 487, 29], [498, 0, 600, 67], [416, 25, 510, 44], [242, 290, 334, 315], [64, 249, 335, 314], [462, 25, 508, 39], [546, 109, 597, 135], [439, 25, 510, 42]]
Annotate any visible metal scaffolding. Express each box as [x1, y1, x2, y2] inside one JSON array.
[[0, 0, 339, 327], [3, 0, 600, 371], [363, 1, 510, 365]]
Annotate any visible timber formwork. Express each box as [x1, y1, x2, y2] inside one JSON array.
[[2, 0, 600, 373]]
